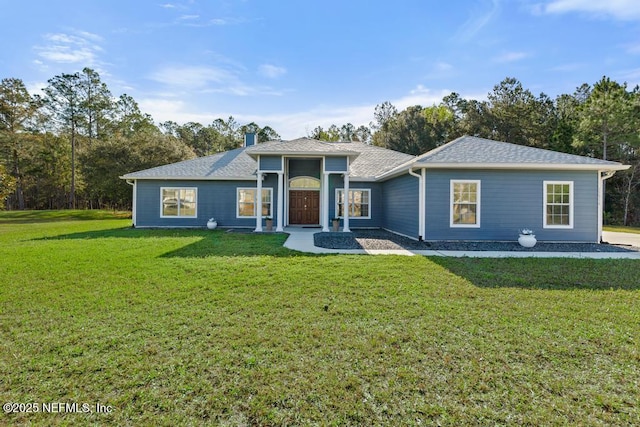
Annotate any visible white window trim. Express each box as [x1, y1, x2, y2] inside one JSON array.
[[236, 187, 273, 218], [160, 187, 198, 218], [335, 188, 371, 219], [450, 180, 481, 228], [543, 181, 574, 229]]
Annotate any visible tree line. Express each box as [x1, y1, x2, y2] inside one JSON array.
[[313, 77, 639, 226], [0, 68, 280, 210], [0, 70, 638, 225]]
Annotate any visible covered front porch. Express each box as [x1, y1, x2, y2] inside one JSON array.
[[252, 156, 353, 233]]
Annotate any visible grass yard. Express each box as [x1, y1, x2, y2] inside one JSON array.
[[604, 225, 640, 235], [1, 211, 639, 426]]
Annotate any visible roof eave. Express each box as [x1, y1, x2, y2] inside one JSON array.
[[245, 151, 360, 160], [415, 162, 630, 171], [119, 175, 258, 181], [376, 161, 629, 180], [348, 176, 377, 182]]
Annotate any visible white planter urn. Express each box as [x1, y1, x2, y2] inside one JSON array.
[[206, 219, 218, 230], [518, 234, 537, 248]]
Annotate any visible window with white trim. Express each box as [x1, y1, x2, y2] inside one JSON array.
[[289, 176, 320, 189], [336, 189, 371, 219], [161, 187, 197, 218], [450, 180, 480, 227], [544, 181, 573, 228], [237, 188, 273, 218]]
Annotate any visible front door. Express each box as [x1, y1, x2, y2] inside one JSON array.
[[289, 190, 320, 225]]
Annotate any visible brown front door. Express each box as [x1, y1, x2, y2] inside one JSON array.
[[289, 190, 320, 225]]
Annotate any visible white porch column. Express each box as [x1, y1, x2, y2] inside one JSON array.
[[408, 168, 425, 240], [421, 168, 426, 240], [322, 171, 330, 232], [255, 172, 263, 232], [598, 171, 603, 243], [132, 180, 137, 227], [276, 171, 284, 232], [598, 170, 616, 243], [343, 172, 350, 232]]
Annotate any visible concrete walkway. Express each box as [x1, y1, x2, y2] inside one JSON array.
[[602, 230, 640, 248], [283, 228, 640, 259]]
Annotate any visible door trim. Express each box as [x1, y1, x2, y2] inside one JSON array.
[[288, 189, 320, 225]]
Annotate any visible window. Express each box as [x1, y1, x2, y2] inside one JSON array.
[[161, 188, 197, 218], [289, 176, 320, 189], [237, 188, 272, 218], [450, 180, 480, 227], [336, 189, 371, 219], [544, 181, 573, 228]]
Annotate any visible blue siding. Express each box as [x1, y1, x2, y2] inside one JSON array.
[[136, 175, 280, 228], [289, 159, 321, 179], [325, 156, 348, 172], [259, 155, 282, 171], [329, 177, 383, 227], [381, 174, 419, 238], [425, 170, 599, 242]]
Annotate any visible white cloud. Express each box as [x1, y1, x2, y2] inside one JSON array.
[[454, 0, 501, 42], [625, 41, 640, 54], [258, 64, 287, 79], [138, 98, 211, 124], [540, 0, 640, 20], [255, 86, 482, 138], [149, 64, 284, 96], [393, 85, 453, 109], [435, 62, 453, 72], [615, 67, 640, 86], [138, 85, 480, 139], [34, 30, 104, 65], [493, 51, 529, 63], [179, 14, 200, 20], [150, 65, 234, 88], [75, 30, 104, 42], [26, 81, 47, 97]]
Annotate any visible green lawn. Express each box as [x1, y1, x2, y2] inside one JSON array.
[[1, 211, 639, 425], [604, 225, 640, 235]]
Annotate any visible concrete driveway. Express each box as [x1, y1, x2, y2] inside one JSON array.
[[602, 231, 640, 248]]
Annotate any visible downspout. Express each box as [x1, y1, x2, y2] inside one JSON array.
[[255, 170, 263, 232], [125, 179, 136, 228], [408, 168, 425, 241], [598, 170, 616, 243], [343, 156, 350, 233]]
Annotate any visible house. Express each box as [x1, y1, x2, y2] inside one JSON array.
[[121, 134, 629, 243]]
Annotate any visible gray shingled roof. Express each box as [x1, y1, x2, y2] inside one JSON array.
[[122, 135, 625, 181], [121, 139, 414, 180], [345, 142, 415, 178], [121, 147, 257, 179], [245, 137, 360, 157], [414, 136, 626, 167]]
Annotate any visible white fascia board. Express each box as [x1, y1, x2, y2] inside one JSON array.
[[247, 150, 359, 159], [417, 163, 630, 171], [376, 162, 629, 180], [376, 165, 421, 181], [119, 176, 258, 181], [348, 177, 377, 182]]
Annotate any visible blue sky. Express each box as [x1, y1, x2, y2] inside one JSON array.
[[1, 0, 639, 138]]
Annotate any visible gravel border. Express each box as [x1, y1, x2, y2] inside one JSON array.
[[314, 229, 638, 252]]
